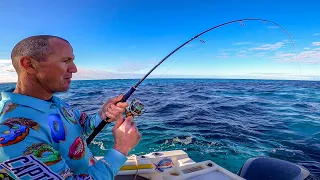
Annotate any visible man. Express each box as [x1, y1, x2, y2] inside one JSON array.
[[0, 35, 142, 180]]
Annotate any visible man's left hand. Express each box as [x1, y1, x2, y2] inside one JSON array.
[[99, 94, 129, 122]]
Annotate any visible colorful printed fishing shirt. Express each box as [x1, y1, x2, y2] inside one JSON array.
[[0, 90, 127, 180]]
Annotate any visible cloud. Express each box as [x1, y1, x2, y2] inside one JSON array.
[[0, 59, 15, 73], [246, 73, 319, 81], [203, 54, 215, 57], [216, 52, 229, 58], [254, 52, 266, 57], [72, 58, 160, 80], [0, 60, 17, 82], [313, 33, 320, 36], [237, 54, 248, 58], [3, 66, 15, 72], [312, 42, 320, 46], [276, 53, 296, 58], [115, 58, 158, 73], [0, 66, 147, 83], [274, 50, 320, 64], [250, 42, 284, 51], [0, 59, 11, 64], [0, 74, 17, 83], [304, 47, 311, 50], [0, 58, 160, 83], [232, 42, 252, 46], [72, 68, 145, 80], [116, 62, 149, 72]]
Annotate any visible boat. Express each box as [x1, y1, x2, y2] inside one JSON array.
[[0, 149, 311, 180], [111, 150, 310, 180], [112, 150, 245, 180]]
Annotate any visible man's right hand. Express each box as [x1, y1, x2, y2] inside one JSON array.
[[112, 116, 141, 156]]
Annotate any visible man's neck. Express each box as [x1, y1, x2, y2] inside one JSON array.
[[13, 76, 53, 100]]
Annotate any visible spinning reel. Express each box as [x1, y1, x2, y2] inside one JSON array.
[[125, 99, 144, 117]]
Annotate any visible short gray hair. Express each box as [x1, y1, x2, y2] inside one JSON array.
[[11, 35, 69, 73]]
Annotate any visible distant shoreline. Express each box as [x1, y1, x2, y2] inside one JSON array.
[[1, 77, 319, 84]]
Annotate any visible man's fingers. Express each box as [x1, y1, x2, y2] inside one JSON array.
[[105, 111, 116, 120], [136, 131, 142, 139], [111, 104, 125, 114], [113, 116, 125, 129], [110, 94, 124, 103], [107, 106, 124, 119], [125, 116, 134, 124], [128, 121, 139, 134], [116, 102, 129, 109]]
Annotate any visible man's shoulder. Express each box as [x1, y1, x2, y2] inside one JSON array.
[[0, 99, 43, 121], [52, 96, 71, 108], [0, 99, 19, 115]]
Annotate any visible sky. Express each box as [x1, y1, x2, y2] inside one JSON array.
[[1, 0, 320, 83]]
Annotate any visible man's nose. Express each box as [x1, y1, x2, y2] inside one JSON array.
[[68, 62, 78, 73]]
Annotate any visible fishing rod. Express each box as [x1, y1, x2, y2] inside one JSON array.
[[86, 18, 296, 145]]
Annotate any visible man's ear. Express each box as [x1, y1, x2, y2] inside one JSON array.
[[20, 56, 37, 74]]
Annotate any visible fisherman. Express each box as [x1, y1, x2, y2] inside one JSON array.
[[0, 35, 142, 180]]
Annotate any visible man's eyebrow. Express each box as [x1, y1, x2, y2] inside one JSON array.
[[62, 57, 75, 60]]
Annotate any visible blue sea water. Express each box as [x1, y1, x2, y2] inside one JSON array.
[[1, 79, 319, 178]]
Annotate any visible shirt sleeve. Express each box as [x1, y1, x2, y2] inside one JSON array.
[[0, 111, 127, 180], [0, 128, 127, 180], [72, 109, 104, 137], [0, 143, 127, 180]]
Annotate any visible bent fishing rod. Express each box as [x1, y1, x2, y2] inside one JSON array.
[[86, 18, 296, 145]]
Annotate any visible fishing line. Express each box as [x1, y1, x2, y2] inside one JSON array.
[[156, 35, 224, 79], [157, 42, 203, 78], [157, 20, 301, 80], [86, 18, 301, 145]]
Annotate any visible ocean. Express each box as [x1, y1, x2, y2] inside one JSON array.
[[1, 79, 319, 178]]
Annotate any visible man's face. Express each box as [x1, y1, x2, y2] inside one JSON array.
[[35, 38, 77, 93]]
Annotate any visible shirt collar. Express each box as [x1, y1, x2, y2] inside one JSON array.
[[1, 90, 55, 113]]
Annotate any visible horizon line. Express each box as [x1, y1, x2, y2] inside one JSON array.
[[1, 76, 320, 84]]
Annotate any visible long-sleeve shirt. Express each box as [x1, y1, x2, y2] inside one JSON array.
[[0, 90, 127, 180]]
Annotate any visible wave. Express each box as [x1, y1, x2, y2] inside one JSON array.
[[2, 79, 319, 175]]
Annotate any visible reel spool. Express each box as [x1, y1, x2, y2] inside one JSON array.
[[125, 99, 144, 117]]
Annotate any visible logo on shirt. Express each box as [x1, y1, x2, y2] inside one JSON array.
[[59, 168, 73, 179], [89, 116, 95, 131], [0, 154, 62, 180], [48, 114, 67, 143], [0, 118, 39, 147], [1, 102, 18, 114], [79, 112, 88, 128], [23, 143, 62, 166], [61, 107, 77, 124], [68, 137, 85, 160]]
